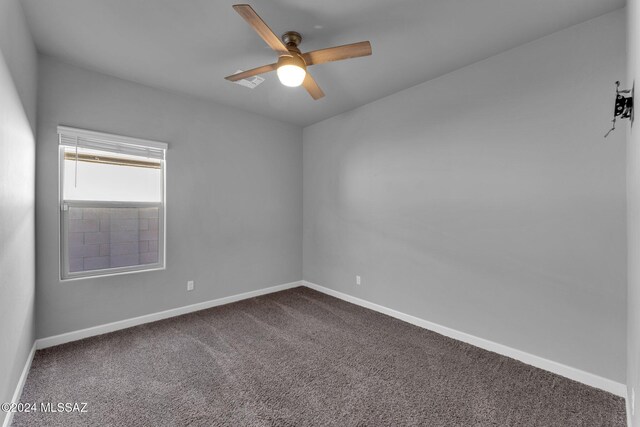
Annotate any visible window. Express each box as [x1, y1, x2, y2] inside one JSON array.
[[58, 126, 167, 280]]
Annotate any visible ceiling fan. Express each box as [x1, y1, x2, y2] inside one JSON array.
[[225, 4, 372, 100]]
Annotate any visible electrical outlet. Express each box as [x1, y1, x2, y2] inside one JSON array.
[[187, 280, 194, 291], [356, 275, 361, 286]]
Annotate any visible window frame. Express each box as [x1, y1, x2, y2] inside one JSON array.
[[58, 129, 167, 281]]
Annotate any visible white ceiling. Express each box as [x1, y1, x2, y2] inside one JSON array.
[[22, 0, 624, 127]]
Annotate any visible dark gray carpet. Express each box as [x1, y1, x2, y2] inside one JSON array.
[[13, 287, 625, 426]]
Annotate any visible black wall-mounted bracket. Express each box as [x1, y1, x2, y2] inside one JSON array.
[[605, 81, 634, 138]]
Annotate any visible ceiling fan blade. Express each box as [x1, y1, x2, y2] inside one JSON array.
[[232, 4, 290, 56], [302, 73, 325, 100], [302, 41, 372, 66], [225, 63, 277, 81]]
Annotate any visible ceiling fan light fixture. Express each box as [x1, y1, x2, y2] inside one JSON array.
[[276, 55, 306, 87], [277, 65, 305, 87], [225, 5, 372, 99]]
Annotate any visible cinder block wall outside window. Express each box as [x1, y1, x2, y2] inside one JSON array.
[[67, 206, 159, 272]]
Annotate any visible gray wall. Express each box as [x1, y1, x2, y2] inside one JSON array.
[[303, 10, 627, 382], [628, 0, 640, 423], [0, 0, 37, 416], [36, 56, 302, 338]]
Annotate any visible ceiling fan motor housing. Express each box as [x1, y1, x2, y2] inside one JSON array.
[[282, 31, 302, 49]]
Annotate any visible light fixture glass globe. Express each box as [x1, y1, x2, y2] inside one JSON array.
[[277, 64, 306, 87], [276, 54, 307, 87]]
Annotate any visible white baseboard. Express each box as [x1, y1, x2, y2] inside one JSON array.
[[2, 342, 36, 427], [628, 388, 634, 427], [302, 280, 627, 398], [36, 280, 302, 350]]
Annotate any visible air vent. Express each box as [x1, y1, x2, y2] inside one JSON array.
[[232, 70, 265, 89]]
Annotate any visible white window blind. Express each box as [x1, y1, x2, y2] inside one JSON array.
[[58, 126, 167, 160]]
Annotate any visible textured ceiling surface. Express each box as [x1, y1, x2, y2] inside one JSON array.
[[22, 0, 625, 126]]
